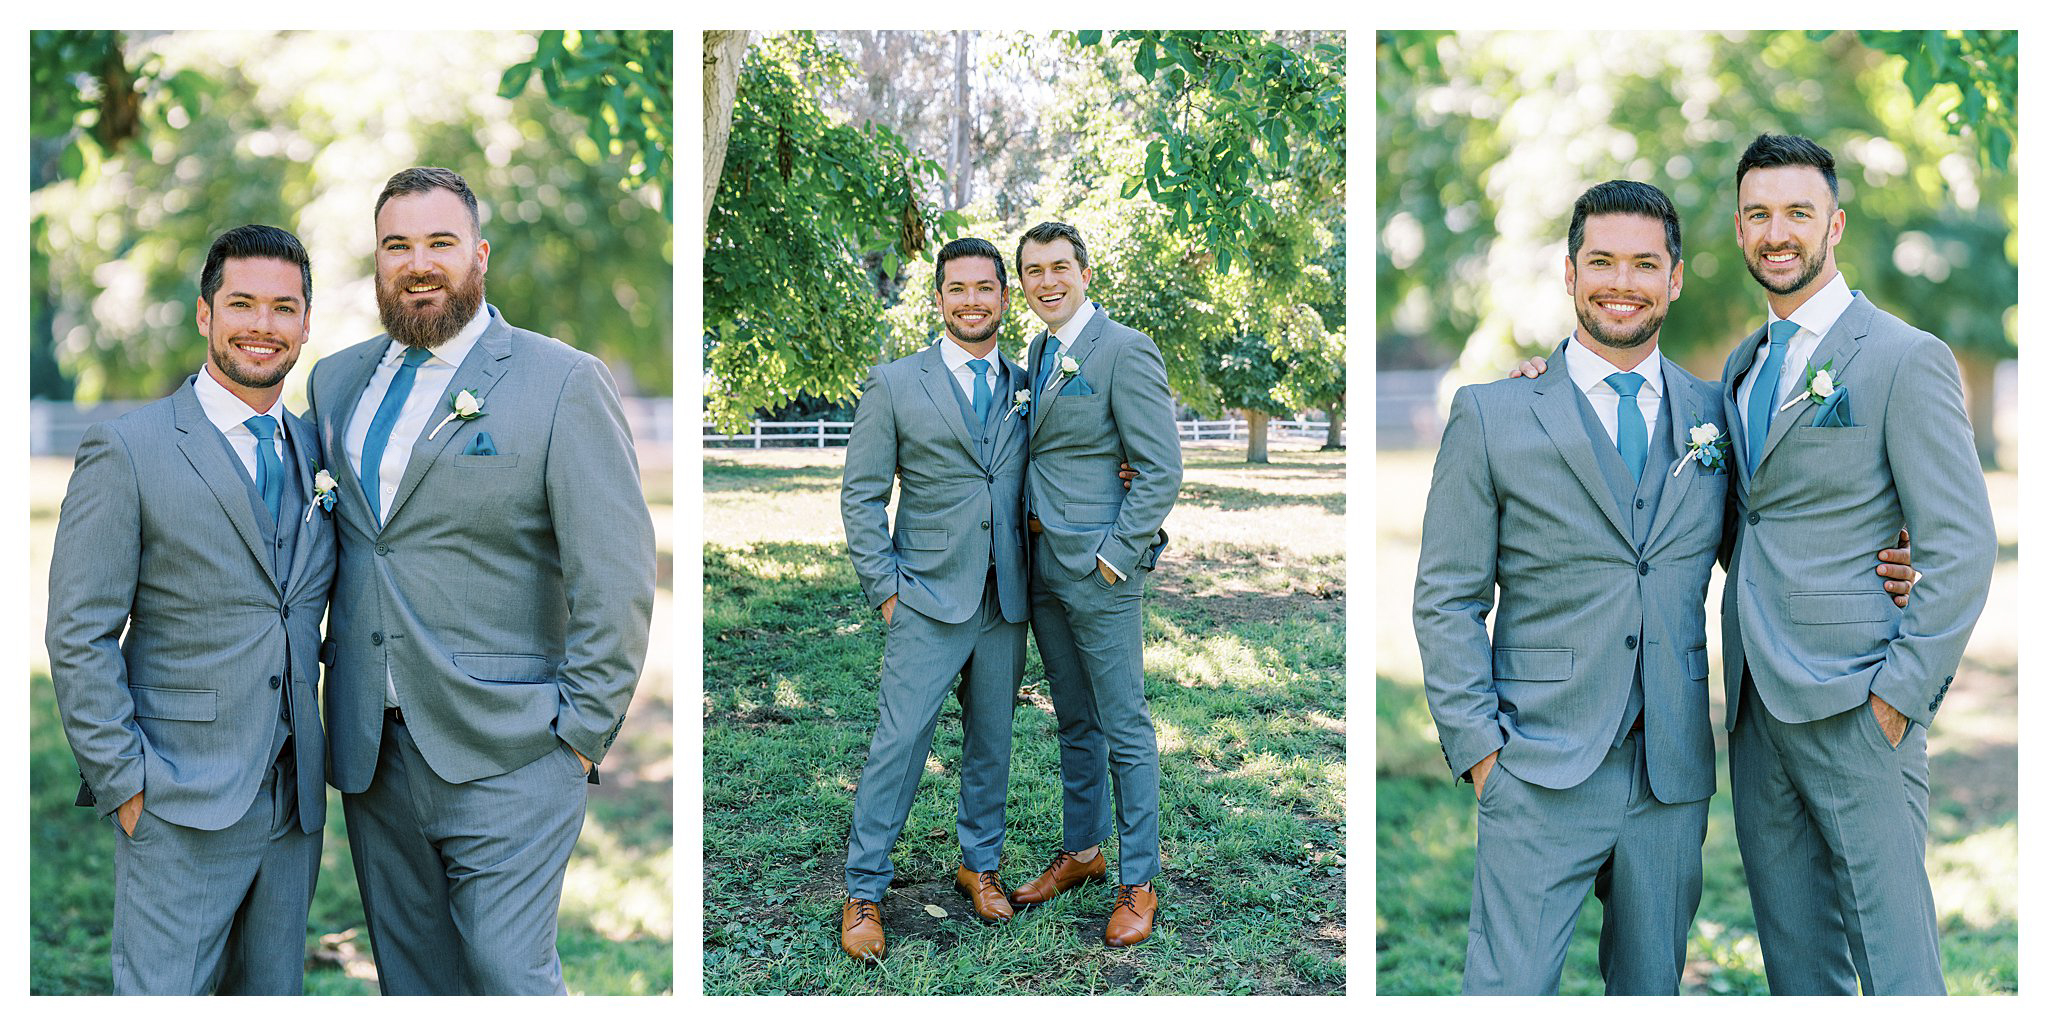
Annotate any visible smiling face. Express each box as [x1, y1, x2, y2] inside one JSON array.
[[935, 254, 1008, 352], [1017, 236, 1093, 331], [1736, 164, 1844, 313], [197, 256, 309, 408], [1565, 212, 1683, 356], [374, 187, 489, 348]]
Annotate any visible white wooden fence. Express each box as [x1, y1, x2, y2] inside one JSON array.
[[704, 417, 1340, 448]]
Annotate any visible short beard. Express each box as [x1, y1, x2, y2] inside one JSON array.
[[1575, 298, 1664, 350], [1745, 243, 1827, 296], [377, 258, 485, 348], [208, 334, 297, 390], [946, 310, 1003, 345]]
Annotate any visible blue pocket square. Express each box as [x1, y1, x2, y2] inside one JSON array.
[[1810, 388, 1853, 428], [463, 431, 498, 456], [1059, 374, 1094, 397]]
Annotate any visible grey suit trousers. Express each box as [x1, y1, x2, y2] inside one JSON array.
[[845, 574, 1023, 899], [1730, 673, 1943, 995], [343, 713, 587, 995], [111, 748, 319, 995], [1464, 731, 1707, 995], [1029, 535, 1161, 885]]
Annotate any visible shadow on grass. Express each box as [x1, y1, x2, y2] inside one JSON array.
[[703, 456, 844, 495], [703, 537, 1345, 995]]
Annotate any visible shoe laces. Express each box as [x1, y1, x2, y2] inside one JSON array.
[[1045, 851, 1077, 875], [847, 899, 878, 926], [975, 870, 1003, 893], [1112, 884, 1146, 914]]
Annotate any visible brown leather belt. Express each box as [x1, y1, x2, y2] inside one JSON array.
[[1027, 515, 1044, 535]]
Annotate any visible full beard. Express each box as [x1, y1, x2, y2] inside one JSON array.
[[1745, 243, 1827, 296], [1575, 297, 1664, 350], [378, 262, 486, 348]]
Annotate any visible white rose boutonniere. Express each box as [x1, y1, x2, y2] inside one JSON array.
[[1004, 387, 1032, 422], [1673, 420, 1731, 476], [1046, 351, 1083, 393], [305, 465, 340, 521], [1778, 359, 1837, 413], [1059, 354, 1080, 376], [427, 389, 484, 440]]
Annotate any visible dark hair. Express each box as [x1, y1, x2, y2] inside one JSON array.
[[1567, 180, 1683, 263], [1736, 133, 1839, 203], [933, 237, 1008, 293], [1016, 221, 1089, 273], [375, 166, 482, 234], [198, 224, 312, 306]]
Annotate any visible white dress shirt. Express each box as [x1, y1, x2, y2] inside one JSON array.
[[342, 301, 489, 708], [1563, 336, 1664, 450], [1736, 271, 1852, 436], [940, 335, 1001, 411], [193, 364, 291, 487], [343, 302, 491, 528]]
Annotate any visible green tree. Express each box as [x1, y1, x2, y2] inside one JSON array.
[[702, 31, 965, 431], [499, 30, 672, 221]]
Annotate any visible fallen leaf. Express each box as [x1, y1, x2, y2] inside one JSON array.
[[923, 904, 948, 918]]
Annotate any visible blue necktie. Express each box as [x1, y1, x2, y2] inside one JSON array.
[[245, 414, 283, 523], [1746, 319, 1798, 473], [1605, 372, 1648, 482], [1037, 336, 1060, 396], [361, 346, 432, 524], [967, 358, 992, 420]]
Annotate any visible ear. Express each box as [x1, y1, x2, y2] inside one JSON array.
[[1563, 252, 1577, 297], [475, 237, 490, 275], [1827, 206, 1846, 247], [195, 296, 213, 338], [1668, 258, 1685, 301]]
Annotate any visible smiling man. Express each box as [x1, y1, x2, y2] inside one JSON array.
[[48, 225, 334, 993], [1009, 221, 1181, 947], [838, 237, 1032, 960], [306, 166, 655, 994], [1717, 134, 1995, 995]]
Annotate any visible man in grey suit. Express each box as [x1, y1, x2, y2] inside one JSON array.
[[306, 167, 655, 994], [1719, 134, 1995, 995], [838, 237, 1031, 960], [1416, 181, 1726, 994], [1007, 222, 1182, 947], [48, 224, 334, 994]]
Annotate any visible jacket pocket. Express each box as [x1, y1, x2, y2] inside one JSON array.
[[1063, 501, 1119, 524], [452, 653, 555, 684], [899, 528, 948, 551], [130, 686, 217, 722], [451, 454, 521, 468], [1491, 647, 1574, 681], [1687, 646, 1710, 680], [1788, 591, 1895, 625]]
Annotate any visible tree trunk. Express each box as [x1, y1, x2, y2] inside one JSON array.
[[1321, 406, 1345, 450], [1956, 350, 2001, 470], [1245, 409, 1270, 463], [703, 31, 753, 215], [950, 31, 971, 208]]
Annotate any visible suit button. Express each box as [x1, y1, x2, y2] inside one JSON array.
[[372, 631, 384, 645], [376, 543, 389, 555], [1748, 512, 1761, 525], [281, 606, 289, 619], [1945, 675, 1954, 684], [269, 675, 281, 690], [986, 473, 994, 483], [981, 521, 991, 529], [1635, 499, 1645, 510], [1625, 636, 1638, 650], [1638, 561, 1650, 576]]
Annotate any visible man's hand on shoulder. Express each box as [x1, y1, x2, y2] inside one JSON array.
[[116, 790, 143, 838], [1876, 529, 1917, 609], [1470, 751, 1499, 800], [1511, 356, 1548, 379]]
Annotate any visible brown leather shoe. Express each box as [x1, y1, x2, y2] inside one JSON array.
[[953, 866, 1014, 923], [1009, 849, 1108, 906], [1104, 883, 1157, 947], [840, 898, 885, 960]]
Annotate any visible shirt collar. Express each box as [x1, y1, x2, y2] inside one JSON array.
[[380, 301, 492, 370], [1767, 271, 1852, 340], [940, 335, 1000, 372], [1563, 336, 1664, 399], [193, 365, 286, 435], [1050, 300, 1097, 350]]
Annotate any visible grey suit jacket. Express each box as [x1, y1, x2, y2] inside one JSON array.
[[307, 306, 656, 790], [841, 342, 1030, 624], [1720, 292, 1995, 730], [47, 378, 335, 831], [1414, 351, 1725, 803], [1023, 304, 1182, 580]]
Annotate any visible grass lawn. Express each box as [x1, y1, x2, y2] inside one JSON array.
[[702, 441, 1347, 995], [1375, 448, 2019, 995], [27, 456, 675, 995]]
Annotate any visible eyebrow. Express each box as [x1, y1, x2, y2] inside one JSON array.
[[1739, 200, 1819, 212], [380, 231, 464, 245], [1583, 250, 1665, 261], [223, 290, 301, 303]]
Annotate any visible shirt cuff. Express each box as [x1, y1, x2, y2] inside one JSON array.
[[1097, 554, 1126, 581]]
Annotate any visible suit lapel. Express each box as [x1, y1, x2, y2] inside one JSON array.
[[916, 343, 982, 467], [992, 355, 1026, 456], [171, 382, 279, 593], [1752, 297, 1869, 477], [280, 409, 321, 601], [1722, 325, 1765, 495], [1644, 371, 1708, 550], [1030, 306, 1105, 443], [1529, 353, 1635, 549], [381, 311, 513, 527], [325, 340, 386, 521]]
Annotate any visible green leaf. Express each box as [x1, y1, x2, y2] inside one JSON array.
[[1076, 30, 1102, 46], [1121, 175, 1145, 199], [498, 61, 535, 98], [1136, 39, 1157, 80]]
